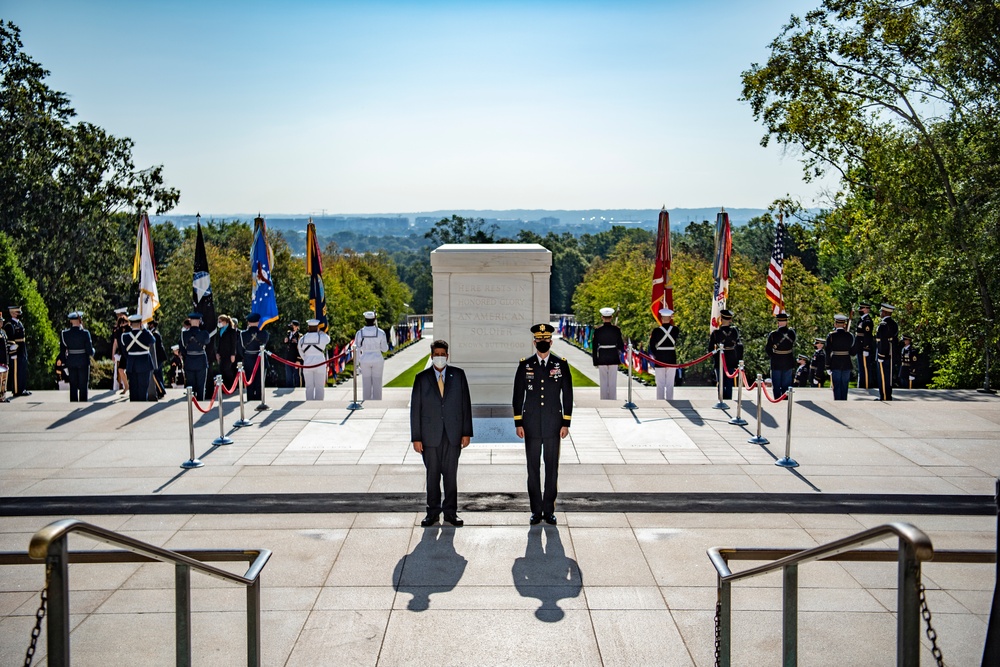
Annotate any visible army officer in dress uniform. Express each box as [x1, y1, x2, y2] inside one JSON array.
[[765, 312, 797, 398], [899, 334, 920, 389], [3, 305, 30, 397], [239, 313, 270, 401], [875, 303, 899, 401], [592, 307, 624, 400], [809, 338, 827, 387], [513, 323, 573, 526], [181, 312, 212, 400], [708, 309, 743, 400], [120, 314, 156, 401], [826, 314, 856, 400], [0, 311, 10, 402], [649, 307, 680, 400], [59, 311, 95, 402], [854, 302, 876, 389]]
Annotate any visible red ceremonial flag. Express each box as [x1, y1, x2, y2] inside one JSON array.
[[766, 215, 786, 315], [651, 207, 673, 324]]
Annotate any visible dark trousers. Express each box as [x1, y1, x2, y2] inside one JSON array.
[[771, 368, 794, 399], [245, 355, 264, 400], [220, 359, 237, 389], [10, 352, 27, 395], [285, 364, 301, 388], [877, 357, 893, 401], [127, 369, 150, 402], [422, 437, 461, 515], [856, 353, 874, 388], [187, 367, 208, 401], [525, 434, 561, 515], [716, 367, 734, 400], [831, 369, 851, 400], [152, 368, 165, 397], [67, 366, 89, 402]]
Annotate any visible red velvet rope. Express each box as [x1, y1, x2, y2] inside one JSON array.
[[719, 350, 740, 380], [267, 343, 352, 370], [240, 353, 262, 386], [191, 383, 221, 414], [739, 369, 758, 391], [631, 348, 715, 370], [760, 382, 789, 404]]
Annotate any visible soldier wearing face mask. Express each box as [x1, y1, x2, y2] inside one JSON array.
[[215, 314, 238, 387]]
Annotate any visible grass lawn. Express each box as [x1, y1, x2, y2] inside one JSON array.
[[384, 354, 430, 387], [569, 363, 598, 387]]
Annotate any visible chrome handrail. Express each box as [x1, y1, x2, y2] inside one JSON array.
[[25, 518, 271, 667]]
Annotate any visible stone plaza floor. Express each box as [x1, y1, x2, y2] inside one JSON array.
[[1, 336, 997, 665]]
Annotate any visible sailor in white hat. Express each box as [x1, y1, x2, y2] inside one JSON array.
[[649, 307, 681, 400], [354, 311, 389, 400], [592, 307, 625, 400], [298, 319, 331, 400]]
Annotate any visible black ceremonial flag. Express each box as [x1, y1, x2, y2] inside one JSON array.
[[193, 222, 218, 336]]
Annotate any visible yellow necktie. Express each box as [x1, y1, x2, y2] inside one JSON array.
[[438, 375, 444, 396]]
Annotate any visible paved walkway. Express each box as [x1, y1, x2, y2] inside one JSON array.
[[0, 332, 997, 665]]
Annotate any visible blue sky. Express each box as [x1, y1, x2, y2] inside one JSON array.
[[6, 0, 833, 216]]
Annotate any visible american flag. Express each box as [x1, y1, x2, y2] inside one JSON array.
[[766, 215, 785, 315]]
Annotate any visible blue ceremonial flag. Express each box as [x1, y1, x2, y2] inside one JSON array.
[[306, 220, 327, 331], [250, 216, 279, 328]]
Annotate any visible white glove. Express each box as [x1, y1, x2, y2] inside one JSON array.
[[863, 351, 869, 357], [909, 376, 915, 381], [8, 343, 16, 352]]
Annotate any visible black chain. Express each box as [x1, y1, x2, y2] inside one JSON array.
[[714, 599, 721, 667], [918, 575, 945, 667], [24, 565, 50, 667]]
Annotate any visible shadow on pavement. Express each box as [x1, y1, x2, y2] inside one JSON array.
[[669, 400, 704, 427], [742, 399, 778, 428], [393, 526, 468, 611], [46, 400, 117, 430], [796, 400, 850, 428], [119, 396, 185, 427], [512, 525, 583, 622]]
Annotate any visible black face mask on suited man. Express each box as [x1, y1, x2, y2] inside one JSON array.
[[535, 341, 551, 353]]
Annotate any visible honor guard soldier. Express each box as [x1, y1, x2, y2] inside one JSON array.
[[111, 308, 130, 394], [3, 305, 30, 396], [169, 344, 185, 388], [59, 311, 95, 402], [513, 323, 573, 526], [855, 303, 876, 388], [216, 315, 238, 388], [120, 314, 156, 401], [810, 338, 827, 387], [875, 303, 899, 401], [794, 355, 811, 387], [147, 319, 167, 398], [899, 334, 920, 389], [354, 311, 389, 400], [298, 319, 331, 400], [765, 312, 797, 398], [181, 313, 211, 400], [592, 307, 625, 400], [0, 311, 10, 402], [239, 313, 270, 401], [708, 309, 743, 399], [283, 320, 302, 388], [649, 307, 680, 400], [826, 314, 856, 400]]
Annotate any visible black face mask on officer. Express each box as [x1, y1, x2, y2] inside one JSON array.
[[535, 340, 551, 354]]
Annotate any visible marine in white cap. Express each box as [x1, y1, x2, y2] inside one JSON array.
[[649, 307, 681, 400], [354, 311, 389, 400], [298, 318, 331, 400], [591, 307, 624, 400]]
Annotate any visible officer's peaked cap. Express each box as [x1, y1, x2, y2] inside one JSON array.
[[187, 312, 203, 320], [128, 314, 143, 322], [306, 319, 320, 326], [363, 311, 376, 319], [834, 313, 848, 322], [599, 307, 615, 317], [246, 313, 262, 323], [719, 309, 734, 319], [797, 354, 809, 360], [814, 337, 825, 344], [880, 303, 895, 312], [775, 312, 789, 321], [531, 323, 553, 339], [659, 308, 674, 317], [68, 311, 82, 320]]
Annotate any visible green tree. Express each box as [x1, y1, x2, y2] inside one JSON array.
[[425, 215, 500, 245]]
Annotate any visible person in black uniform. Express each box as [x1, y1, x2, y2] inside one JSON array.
[[875, 303, 899, 401], [120, 314, 156, 401], [181, 312, 212, 400], [239, 313, 270, 400], [793, 354, 811, 387], [410, 340, 474, 527], [148, 319, 167, 398], [513, 323, 573, 526], [58, 311, 94, 402], [765, 312, 797, 398], [110, 308, 130, 394], [826, 314, 856, 400], [649, 307, 680, 400], [168, 344, 185, 388], [592, 307, 624, 400], [854, 303, 876, 389], [283, 320, 302, 387], [216, 314, 238, 388], [898, 334, 921, 389], [708, 309, 743, 399], [809, 338, 827, 387], [0, 311, 11, 402], [3, 305, 30, 396]]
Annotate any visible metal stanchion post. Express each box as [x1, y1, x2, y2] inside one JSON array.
[[747, 374, 769, 445], [348, 352, 363, 410], [255, 349, 269, 411], [234, 361, 251, 427], [623, 342, 638, 410], [729, 360, 748, 425], [775, 386, 799, 468], [212, 375, 233, 445], [713, 344, 729, 410], [180, 387, 204, 469]]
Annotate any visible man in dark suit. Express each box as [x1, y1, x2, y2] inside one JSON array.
[[410, 339, 474, 528], [513, 323, 573, 526]]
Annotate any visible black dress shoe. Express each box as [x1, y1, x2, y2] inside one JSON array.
[[544, 514, 557, 525], [420, 513, 440, 527], [529, 513, 542, 525], [443, 514, 464, 527]]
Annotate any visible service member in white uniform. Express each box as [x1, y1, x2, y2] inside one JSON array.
[[649, 307, 681, 400], [298, 319, 331, 400], [354, 311, 389, 400]]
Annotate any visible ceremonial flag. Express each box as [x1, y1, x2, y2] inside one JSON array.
[[766, 215, 786, 315], [709, 209, 732, 332], [306, 220, 327, 331], [193, 220, 217, 335], [250, 215, 279, 328], [651, 207, 673, 324], [133, 212, 159, 324]]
